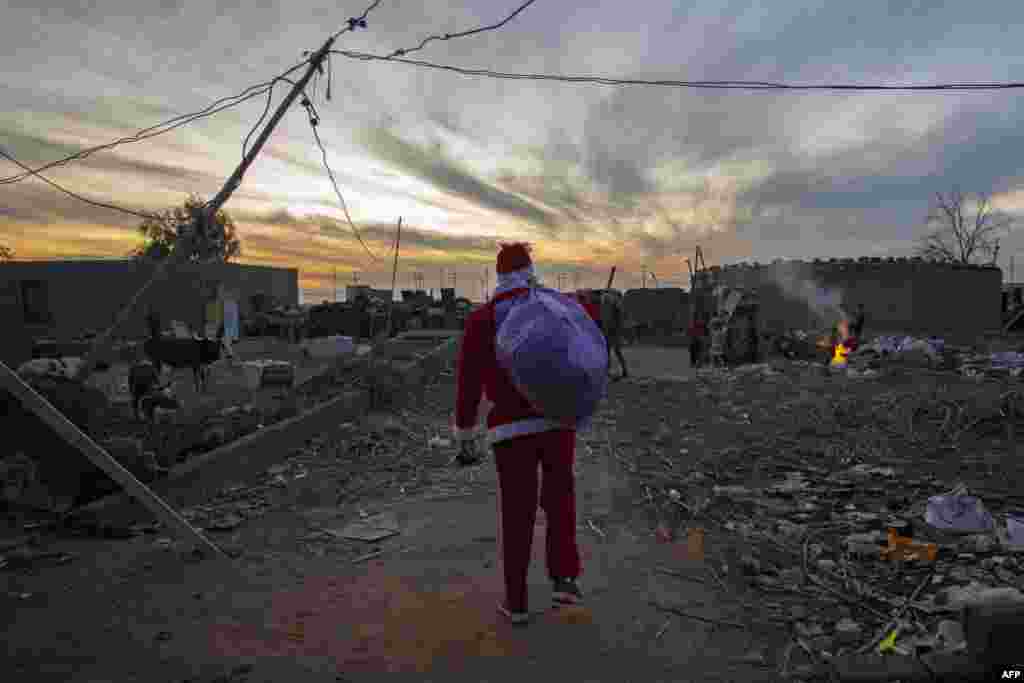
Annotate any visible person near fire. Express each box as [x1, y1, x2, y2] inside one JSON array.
[[850, 303, 866, 341], [453, 243, 597, 624]]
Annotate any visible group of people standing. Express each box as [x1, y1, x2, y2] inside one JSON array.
[[687, 311, 759, 368], [688, 303, 866, 369]]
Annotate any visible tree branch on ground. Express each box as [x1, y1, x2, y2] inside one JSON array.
[[916, 187, 1015, 265]]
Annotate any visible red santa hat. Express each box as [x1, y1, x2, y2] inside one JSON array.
[[496, 242, 533, 275]]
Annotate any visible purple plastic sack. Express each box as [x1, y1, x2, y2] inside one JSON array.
[[495, 287, 609, 426]]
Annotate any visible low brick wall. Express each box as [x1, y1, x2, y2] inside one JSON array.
[[71, 334, 462, 527]]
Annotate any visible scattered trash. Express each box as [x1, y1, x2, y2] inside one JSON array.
[[877, 629, 899, 653], [881, 530, 937, 562], [330, 512, 400, 542], [1003, 514, 1024, 551], [925, 491, 995, 534], [206, 514, 244, 531], [934, 582, 1024, 610], [936, 619, 965, 649], [835, 618, 863, 644]]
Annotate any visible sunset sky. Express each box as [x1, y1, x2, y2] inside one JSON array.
[[4, 0, 1024, 303]]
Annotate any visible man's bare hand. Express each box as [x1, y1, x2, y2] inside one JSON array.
[[454, 440, 482, 467]]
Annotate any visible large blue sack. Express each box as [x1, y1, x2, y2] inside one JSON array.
[[495, 287, 609, 426]]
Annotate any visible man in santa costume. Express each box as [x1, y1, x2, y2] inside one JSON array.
[[453, 242, 598, 624]]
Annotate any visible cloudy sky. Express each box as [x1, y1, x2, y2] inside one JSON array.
[[3, 0, 1024, 302]]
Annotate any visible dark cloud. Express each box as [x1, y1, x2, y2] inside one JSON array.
[[738, 100, 1024, 219], [355, 125, 559, 230]]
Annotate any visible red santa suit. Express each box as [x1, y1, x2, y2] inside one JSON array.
[[574, 291, 602, 330], [453, 245, 598, 615]]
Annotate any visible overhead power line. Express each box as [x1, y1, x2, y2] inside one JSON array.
[[384, 0, 538, 59], [0, 60, 310, 187], [0, 146, 159, 220], [332, 51, 1024, 92], [302, 97, 379, 262]]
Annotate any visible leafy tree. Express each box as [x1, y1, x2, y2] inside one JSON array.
[[916, 188, 1014, 265], [130, 194, 241, 263]]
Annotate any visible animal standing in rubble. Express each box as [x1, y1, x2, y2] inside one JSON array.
[[143, 311, 230, 393]]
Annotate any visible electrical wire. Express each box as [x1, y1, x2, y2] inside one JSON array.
[[0, 60, 308, 186], [0, 146, 159, 220], [333, 50, 1024, 92], [385, 0, 538, 59], [242, 80, 278, 161], [302, 100, 379, 262]]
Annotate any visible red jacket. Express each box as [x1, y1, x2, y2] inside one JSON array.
[[582, 301, 601, 325], [453, 288, 601, 445]]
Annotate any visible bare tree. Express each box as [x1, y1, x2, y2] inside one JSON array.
[[916, 188, 1014, 265]]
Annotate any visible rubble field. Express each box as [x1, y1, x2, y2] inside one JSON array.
[[4, 344, 1024, 680], [603, 355, 1024, 678]]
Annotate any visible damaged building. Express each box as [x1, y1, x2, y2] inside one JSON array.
[[0, 258, 299, 367], [691, 257, 1001, 338]]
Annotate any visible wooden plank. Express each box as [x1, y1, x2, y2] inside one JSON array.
[[0, 361, 225, 558]]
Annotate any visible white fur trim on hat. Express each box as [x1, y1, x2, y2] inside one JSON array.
[[494, 264, 537, 295]]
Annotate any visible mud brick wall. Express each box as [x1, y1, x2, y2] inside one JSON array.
[[623, 288, 690, 332], [693, 257, 1002, 336], [0, 259, 299, 366]]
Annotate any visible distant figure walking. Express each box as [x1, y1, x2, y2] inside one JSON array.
[[850, 303, 866, 339], [709, 315, 728, 368], [600, 290, 629, 381], [688, 313, 708, 369]]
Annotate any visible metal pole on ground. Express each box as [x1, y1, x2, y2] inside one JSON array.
[[0, 362, 225, 558]]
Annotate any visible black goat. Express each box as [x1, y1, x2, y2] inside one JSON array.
[[142, 314, 229, 393]]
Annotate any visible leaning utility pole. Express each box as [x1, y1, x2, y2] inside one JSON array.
[[22, 36, 338, 557], [73, 35, 336, 384]]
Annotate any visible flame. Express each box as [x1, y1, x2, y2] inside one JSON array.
[[831, 342, 850, 367]]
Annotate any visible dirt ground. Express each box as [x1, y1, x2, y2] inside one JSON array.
[[4, 344, 1024, 681]]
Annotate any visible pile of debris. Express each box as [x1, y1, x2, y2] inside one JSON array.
[[644, 448, 1024, 675]]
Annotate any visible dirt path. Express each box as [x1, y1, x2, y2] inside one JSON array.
[[1, 349, 787, 683]]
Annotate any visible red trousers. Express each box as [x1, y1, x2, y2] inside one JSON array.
[[493, 429, 581, 612]]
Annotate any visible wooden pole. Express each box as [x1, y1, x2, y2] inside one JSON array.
[[385, 217, 402, 337], [73, 35, 336, 385], [0, 362, 225, 558]]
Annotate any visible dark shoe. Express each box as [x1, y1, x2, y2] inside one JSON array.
[[497, 601, 530, 625], [552, 578, 583, 606]]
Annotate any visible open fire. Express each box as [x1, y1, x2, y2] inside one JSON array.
[[831, 319, 851, 367]]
